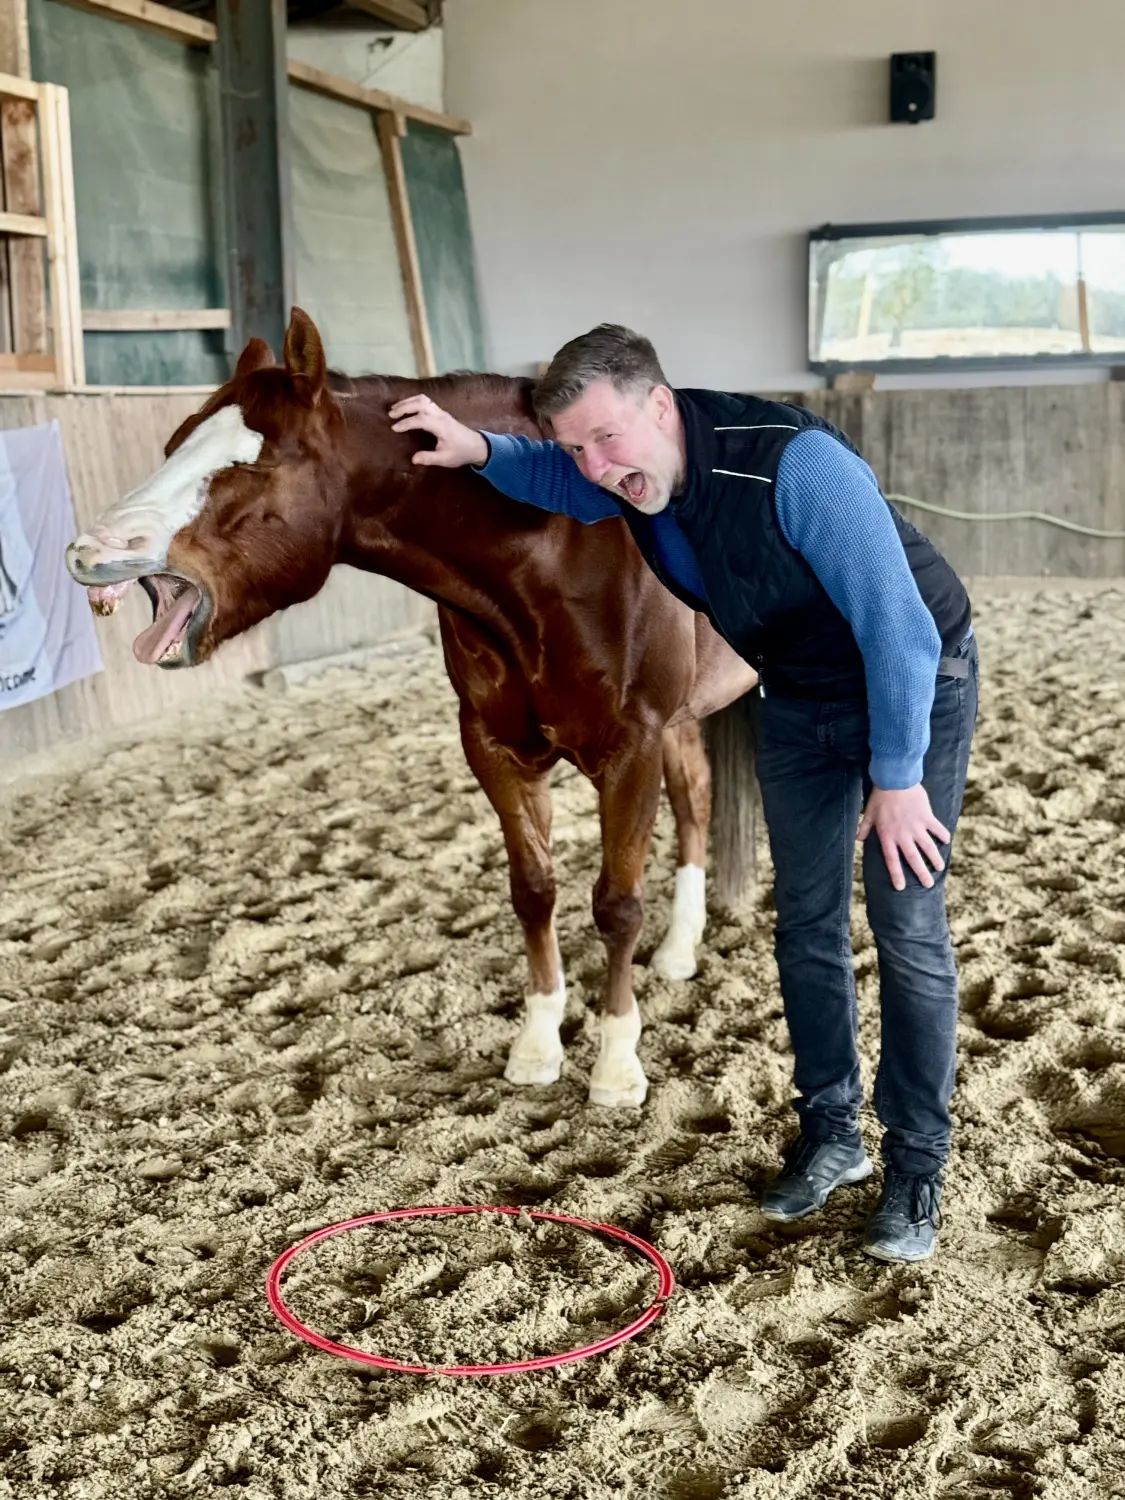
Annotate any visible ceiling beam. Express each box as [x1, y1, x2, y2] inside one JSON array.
[[345, 0, 430, 31]]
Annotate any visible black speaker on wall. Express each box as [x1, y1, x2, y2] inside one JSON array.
[[890, 52, 936, 123]]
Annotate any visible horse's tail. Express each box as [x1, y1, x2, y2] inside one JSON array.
[[705, 688, 761, 913]]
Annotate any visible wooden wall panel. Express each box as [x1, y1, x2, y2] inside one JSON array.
[[0, 391, 434, 764], [1, 382, 1122, 766]]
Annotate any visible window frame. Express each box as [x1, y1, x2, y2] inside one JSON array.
[[808, 210, 1125, 376]]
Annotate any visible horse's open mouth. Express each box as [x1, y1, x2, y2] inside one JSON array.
[[135, 574, 208, 667]]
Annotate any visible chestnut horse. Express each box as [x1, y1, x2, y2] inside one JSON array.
[[66, 309, 755, 1107]]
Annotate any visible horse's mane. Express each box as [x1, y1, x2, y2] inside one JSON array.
[[327, 369, 539, 428]]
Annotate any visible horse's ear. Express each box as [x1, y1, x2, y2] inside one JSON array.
[[283, 306, 326, 405], [234, 336, 275, 380]]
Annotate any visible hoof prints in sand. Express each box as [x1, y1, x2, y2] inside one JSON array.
[[2, 589, 1125, 1498]]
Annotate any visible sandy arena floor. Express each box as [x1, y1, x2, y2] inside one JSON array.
[[2, 586, 1124, 1499]]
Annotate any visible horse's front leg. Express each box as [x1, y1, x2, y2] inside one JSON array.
[[459, 713, 565, 1086], [652, 718, 711, 980], [589, 740, 665, 1108]]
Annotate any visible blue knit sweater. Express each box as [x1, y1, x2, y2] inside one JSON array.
[[478, 428, 942, 789]]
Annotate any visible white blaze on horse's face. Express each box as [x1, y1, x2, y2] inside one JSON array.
[[66, 404, 263, 586]]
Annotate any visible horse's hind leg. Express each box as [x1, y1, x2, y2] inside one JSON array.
[[459, 714, 565, 1086], [589, 741, 665, 1108], [652, 719, 711, 980]]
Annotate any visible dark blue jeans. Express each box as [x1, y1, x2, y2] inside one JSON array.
[[755, 634, 978, 1176]]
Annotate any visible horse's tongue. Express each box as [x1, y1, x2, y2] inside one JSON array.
[[133, 586, 199, 663]]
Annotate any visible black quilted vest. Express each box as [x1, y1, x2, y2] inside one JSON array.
[[621, 388, 972, 701]]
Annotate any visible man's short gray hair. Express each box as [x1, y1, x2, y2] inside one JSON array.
[[533, 324, 669, 424]]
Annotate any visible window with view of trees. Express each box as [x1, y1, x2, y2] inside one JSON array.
[[808, 216, 1125, 372]]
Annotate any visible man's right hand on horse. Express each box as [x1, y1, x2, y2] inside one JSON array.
[[388, 394, 489, 468]]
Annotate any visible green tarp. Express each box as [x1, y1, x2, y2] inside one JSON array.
[[28, 0, 486, 386], [29, 0, 227, 386]]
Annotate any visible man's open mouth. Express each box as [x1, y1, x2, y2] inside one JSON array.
[[134, 574, 207, 667], [618, 471, 647, 505]]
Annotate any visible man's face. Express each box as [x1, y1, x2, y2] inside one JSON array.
[[550, 379, 685, 515]]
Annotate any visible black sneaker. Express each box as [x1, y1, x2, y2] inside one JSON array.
[[863, 1170, 942, 1263], [760, 1133, 873, 1222]]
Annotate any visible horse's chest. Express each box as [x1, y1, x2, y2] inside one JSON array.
[[444, 636, 603, 762]]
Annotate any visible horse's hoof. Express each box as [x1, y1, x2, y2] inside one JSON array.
[[504, 1052, 563, 1086], [589, 1002, 647, 1107], [588, 1074, 648, 1109], [504, 986, 565, 1087], [651, 939, 697, 981]]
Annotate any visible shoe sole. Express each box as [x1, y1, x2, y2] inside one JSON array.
[[760, 1156, 875, 1223], [862, 1239, 937, 1264]]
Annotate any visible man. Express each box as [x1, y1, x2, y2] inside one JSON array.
[[389, 325, 977, 1263]]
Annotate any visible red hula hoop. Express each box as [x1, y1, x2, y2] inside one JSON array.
[[266, 1204, 676, 1377]]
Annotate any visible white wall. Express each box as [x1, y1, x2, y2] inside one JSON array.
[[443, 0, 1125, 390]]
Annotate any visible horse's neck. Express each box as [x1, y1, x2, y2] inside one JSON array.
[[336, 382, 543, 624]]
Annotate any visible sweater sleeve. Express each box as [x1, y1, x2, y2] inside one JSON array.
[[774, 430, 942, 790], [475, 432, 622, 524]]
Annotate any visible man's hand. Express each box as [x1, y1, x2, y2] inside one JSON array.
[[388, 393, 489, 468], [858, 783, 950, 892]]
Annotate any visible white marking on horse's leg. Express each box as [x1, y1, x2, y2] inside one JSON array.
[[66, 404, 263, 584], [504, 980, 566, 1087], [652, 863, 707, 980], [588, 999, 648, 1108]]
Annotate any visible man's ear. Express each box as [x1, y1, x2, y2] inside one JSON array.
[[650, 383, 677, 424]]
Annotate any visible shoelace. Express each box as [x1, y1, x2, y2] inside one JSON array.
[[784, 1134, 855, 1178], [882, 1171, 942, 1228], [783, 1135, 826, 1177]]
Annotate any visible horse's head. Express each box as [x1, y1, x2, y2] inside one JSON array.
[[66, 307, 347, 668]]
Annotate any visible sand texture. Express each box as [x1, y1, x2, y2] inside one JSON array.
[[2, 586, 1124, 1498]]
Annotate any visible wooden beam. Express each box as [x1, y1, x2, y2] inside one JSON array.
[[0, 209, 45, 235], [82, 307, 231, 331], [377, 110, 434, 378], [0, 49, 21, 353], [345, 0, 429, 30], [44, 3, 469, 135], [217, 0, 293, 357], [39, 82, 84, 385], [0, 350, 53, 368], [51, 0, 216, 45], [0, 75, 36, 102], [0, 4, 30, 78], [74, 383, 218, 394], [0, 349, 56, 389], [287, 59, 471, 136], [0, 358, 56, 388], [0, 56, 49, 362]]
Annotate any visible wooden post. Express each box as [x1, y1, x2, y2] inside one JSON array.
[[0, 0, 46, 358], [216, 0, 293, 359], [705, 690, 762, 913], [0, 0, 28, 74], [346, 0, 429, 28], [39, 82, 84, 386], [377, 111, 435, 377]]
